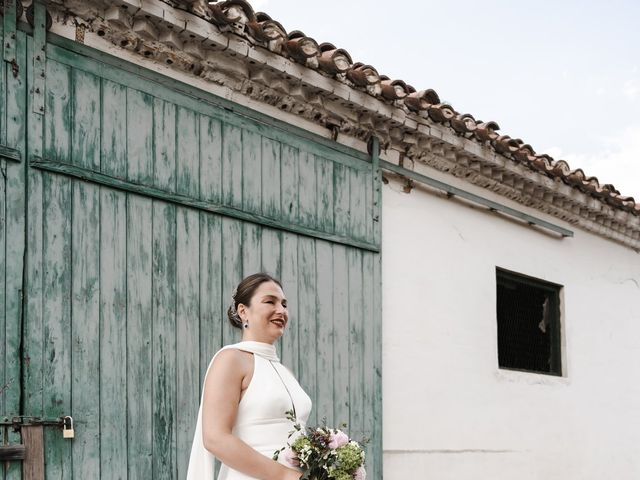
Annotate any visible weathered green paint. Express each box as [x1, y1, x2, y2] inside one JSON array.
[[176, 207, 201, 479], [42, 173, 73, 479], [1, 21, 6, 147], [2, 0, 16, 64], [152, 201, 178, 480], [3, 26, 26, 480], [30, 159, 380, 252], [371, 137, 382, 243], [70, 180, 100, 479], [31, 1, 46, 115], [0, 145, 20, 162], [1, 21, 383, 480], [101, 188, 128, 478], [44, 34, 372, 169], [126, 194, 154, 480]]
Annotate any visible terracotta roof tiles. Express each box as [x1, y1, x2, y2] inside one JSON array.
[[168, 1, 639, 217]]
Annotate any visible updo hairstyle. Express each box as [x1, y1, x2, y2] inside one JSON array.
[[227, 273, 284, 329]]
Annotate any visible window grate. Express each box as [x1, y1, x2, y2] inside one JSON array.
[[496, 268, 562, 375]]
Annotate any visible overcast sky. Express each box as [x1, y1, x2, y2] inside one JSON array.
[[248, 0, 640, 199]]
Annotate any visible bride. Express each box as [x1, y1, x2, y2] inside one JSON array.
[[186, 273, 311, 480]]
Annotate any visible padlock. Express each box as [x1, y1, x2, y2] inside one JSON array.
[[62, 416, 74, 439]]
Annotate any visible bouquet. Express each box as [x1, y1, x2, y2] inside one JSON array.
[[274, 410, 367, 480]]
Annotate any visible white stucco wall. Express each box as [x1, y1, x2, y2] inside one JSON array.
[[381, 167, 640, 479]]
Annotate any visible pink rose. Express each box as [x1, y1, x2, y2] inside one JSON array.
[[353, 466, 366, 480], [283, 446, 300, 466], [328, 430, 349, 449]]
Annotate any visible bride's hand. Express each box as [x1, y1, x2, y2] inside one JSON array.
[[280, 468, 303, 480]]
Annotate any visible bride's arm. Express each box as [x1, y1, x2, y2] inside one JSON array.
[[201, 349, 301, 480]]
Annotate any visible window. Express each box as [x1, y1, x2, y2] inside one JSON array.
[[496, 268, 562, 376]]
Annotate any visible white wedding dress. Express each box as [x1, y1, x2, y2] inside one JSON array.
[[186, 341, 313, 480]]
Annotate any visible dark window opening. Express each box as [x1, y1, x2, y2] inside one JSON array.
[[496, 268, 562, 376]]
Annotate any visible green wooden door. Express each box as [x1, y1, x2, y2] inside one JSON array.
[[1, 21, 382, 480]]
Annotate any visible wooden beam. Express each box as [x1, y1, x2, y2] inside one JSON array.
[[22, 426, 44, 480], [31, 158, 382, 252], [0, 444, 25, 461]]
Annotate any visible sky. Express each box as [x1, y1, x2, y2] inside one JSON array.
[[246, 0, 640, 199]]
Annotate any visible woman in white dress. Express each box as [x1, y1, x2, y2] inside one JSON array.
[[186, 273, 312, 480]]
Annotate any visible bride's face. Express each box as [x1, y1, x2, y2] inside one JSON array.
[[239, 281, 289, 343]]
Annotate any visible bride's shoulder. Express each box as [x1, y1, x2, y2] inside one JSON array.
[[212, 347, 253, 372]]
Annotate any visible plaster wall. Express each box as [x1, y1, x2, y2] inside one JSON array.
[[381, 167, 640, 479]]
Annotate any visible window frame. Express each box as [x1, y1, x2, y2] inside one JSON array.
[[495, 267, 563, 376]]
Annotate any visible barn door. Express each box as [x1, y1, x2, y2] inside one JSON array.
[[2, 10, 382, 480]]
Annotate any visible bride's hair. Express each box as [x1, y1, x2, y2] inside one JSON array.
[[228, 273, 284, 329]]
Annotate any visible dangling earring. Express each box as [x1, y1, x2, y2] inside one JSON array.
[[243, 320, 249, 329]]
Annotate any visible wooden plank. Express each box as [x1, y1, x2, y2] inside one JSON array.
[[221, 123, 242, 209], [221, 217, 242, 346], [261, 137, 281, 220], [198, 211, 223, 480], [199, 212, 222, 382], [316, 156, 334, 234], [0, 445, 25, 461], [298, 151, 316, 230], [241, 222, 261, 276], [280, 232, 298, 377], [370, 136, 382, 246], [30, 160, 381, 253], [332, 163, 350, 238], [42, 172, 72, 479], [4, 23, 26, 446], [241, 129, 261, 214], [198, 115, 222, 204], [101, 79, 127, 177], [31, 1, 46, 117], [44, 59, 71, 162], [70, 180, 100, 480], [3, 32, 26, 462], [372, 253, 382, 479], [0, 148, 5, 422], [99, 187, 128, 479], [126, 88, 154, 184], [176, 207, 200, 480], [349, 168, 367, 241], [69, 62, 101, 480], [260, 228, 282, 352], [2, 0, 16, 64], [297, 236, 317, 425], [348, 248, 364, 441], [153, 98, 176, 192], [0, 23, 5, 146], [364, 167, 373, 243], [332, 244, 349, 428], [361, 252, 376, 477], [0, 145, 20, 162], [315, 240, 334, 427], [24, 36, 44, 420], [152, 200, 177, 480], [71, 69, 100, 170], [176, 107, 199, 197], [280, 145, 299, 226], [22, 426, 44, 480], [127, 193, 153, 480], [260, 228, 281, 281]]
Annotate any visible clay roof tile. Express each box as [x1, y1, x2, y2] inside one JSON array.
[[404, 88, 440, 111]]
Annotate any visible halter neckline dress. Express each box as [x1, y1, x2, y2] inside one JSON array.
[[186, 340, 313, 480]]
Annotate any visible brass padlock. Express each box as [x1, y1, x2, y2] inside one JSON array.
[[62, 416, 74, 439]]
